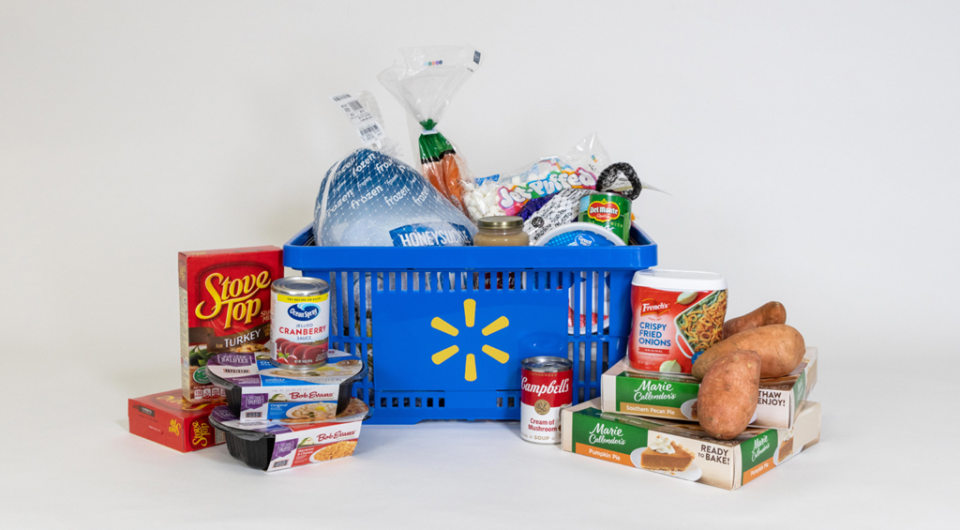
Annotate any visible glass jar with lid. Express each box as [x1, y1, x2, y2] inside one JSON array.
[[474, 216, 530, 246]]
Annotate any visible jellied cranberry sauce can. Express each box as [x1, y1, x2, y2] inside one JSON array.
[[520, 356, 573, 444], [270, 277, 330, 369]]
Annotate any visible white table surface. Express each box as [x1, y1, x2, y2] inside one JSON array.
[[2, 353, 956, 529]]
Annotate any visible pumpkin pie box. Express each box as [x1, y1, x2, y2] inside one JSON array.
[[601, 347, 818, 430], [561, 399, 822, 491], [128, 390, 226, 453]]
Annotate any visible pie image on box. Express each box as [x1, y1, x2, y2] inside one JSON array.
[[778, 437, 794, 463], [639, 436, 695, 472]]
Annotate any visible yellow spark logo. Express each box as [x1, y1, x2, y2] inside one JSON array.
[[430, 299, 510, 382]]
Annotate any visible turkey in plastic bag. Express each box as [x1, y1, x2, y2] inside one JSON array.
[[378, 45, 483, 220], [313, 148, 477, 247]]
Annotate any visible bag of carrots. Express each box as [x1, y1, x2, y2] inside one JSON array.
[[378, 45, 482, 220]]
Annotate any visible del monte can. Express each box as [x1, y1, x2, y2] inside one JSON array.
[[578, 192, 632, 244], [271, 277, 330, 369]]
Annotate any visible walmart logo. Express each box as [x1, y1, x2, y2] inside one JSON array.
[[430, 299, 510, 382]]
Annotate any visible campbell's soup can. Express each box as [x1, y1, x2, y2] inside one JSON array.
[[628, 269, 727, 374], [270, 277, 330, 369], [520, 356, 573, 444]]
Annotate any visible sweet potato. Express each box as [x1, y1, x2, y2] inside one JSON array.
[[723, 301, 787, 338], [697, 350, 761, 440], [692, 324, 805, 379]]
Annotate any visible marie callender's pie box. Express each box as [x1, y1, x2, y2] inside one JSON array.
[[128, 390, 225, 453], [561, 399, 821, 491], [601, 347, 818, 430]]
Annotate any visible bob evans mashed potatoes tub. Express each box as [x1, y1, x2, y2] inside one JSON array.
[[628, 270, 727, 374], [209, 398, 369, 471], [561, 398, 822, 491], [205, 350, 365, 422]]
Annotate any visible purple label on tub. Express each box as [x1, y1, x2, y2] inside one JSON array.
[[230, 375, 262, 387], [241, 394, 268, 411], [209, 352, 255, 366], [210, 406, 237, 422], [272, 439, 298, 459]]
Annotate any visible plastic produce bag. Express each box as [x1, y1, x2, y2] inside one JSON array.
[[378, 45, 483, 219], [313, 148, 477, 247], [464, 133, 611, 219]]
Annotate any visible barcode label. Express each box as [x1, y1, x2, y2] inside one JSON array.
[[330, 92, 387, 147], [359, 123, 381, 141], [214, 428, 225, 444], [244, 412, 262, 418], [272, 460, 289, 468]]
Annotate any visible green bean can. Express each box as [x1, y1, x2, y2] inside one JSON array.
[[578, 193, 632, 244]]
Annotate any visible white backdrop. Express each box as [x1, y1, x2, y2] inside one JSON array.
[[2, 1, 958, 528]]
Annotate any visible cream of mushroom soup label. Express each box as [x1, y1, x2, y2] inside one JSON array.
[[520, 356, 573, 444]]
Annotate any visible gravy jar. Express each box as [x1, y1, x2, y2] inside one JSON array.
[[474, 216, 529, 246]]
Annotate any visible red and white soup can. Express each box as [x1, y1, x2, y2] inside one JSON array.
[[520, 356, 573, 444]]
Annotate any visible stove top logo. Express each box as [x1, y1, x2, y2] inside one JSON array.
[[196, 271, 271, 329]]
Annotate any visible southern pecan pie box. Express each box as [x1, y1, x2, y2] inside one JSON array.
[[128, 390, 225, 453], [179, 246, 283, 405], [561, 399, 822, 491], [600, 347, 818, 430]]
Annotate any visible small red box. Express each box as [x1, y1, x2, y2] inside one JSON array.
[[129, 390, 225, 453]]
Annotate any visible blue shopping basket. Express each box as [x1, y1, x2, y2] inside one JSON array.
[[283, 224, 657, 424]]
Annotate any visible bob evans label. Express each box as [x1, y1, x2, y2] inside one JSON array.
[[628, 287, 727, 374], [267, 421, 362, 472], [207, 352, 362, 421], [179, 247, 283, 405], [562, 400, 822, 491], [602, 349, 818, 429]]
